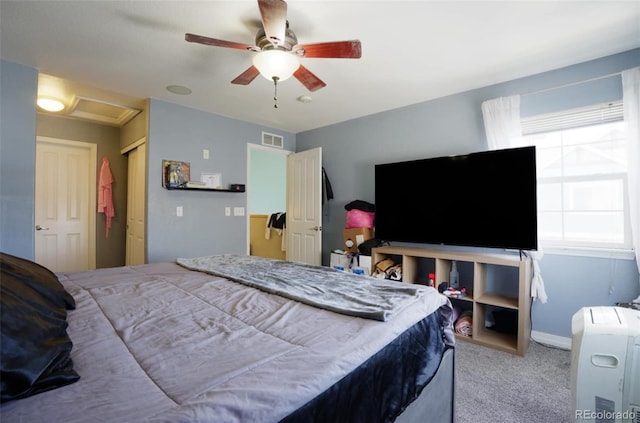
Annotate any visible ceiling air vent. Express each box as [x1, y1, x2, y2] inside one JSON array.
[[262, 132, 283, 149]]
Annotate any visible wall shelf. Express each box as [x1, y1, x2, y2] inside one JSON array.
[[372, 246, 532, 356], [164, 186, 245, 193]]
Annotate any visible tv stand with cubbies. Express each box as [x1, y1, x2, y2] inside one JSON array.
[[372, 246, 532, 356]]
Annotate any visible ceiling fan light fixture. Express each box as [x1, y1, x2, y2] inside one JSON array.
[[253, 50, 299, 82], [37, 97, 65, 112]]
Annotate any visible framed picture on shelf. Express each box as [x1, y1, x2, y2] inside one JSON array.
[[162, 160, 190, 188], [201, 173, 222, 189]]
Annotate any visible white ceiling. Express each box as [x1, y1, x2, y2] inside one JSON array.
[[1, 1, 639, 133]]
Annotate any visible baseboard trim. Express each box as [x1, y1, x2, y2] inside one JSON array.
[[531, 330, 572, 350]]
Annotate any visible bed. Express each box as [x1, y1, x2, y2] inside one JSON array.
[[0, 252, 455, 422]]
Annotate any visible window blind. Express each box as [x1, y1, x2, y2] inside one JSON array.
[[521, 101, 624, 135]]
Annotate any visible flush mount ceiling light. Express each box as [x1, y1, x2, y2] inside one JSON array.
[[37, 97, 65, 112]]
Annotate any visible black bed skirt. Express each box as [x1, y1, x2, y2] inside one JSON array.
[[281, 309, 448, 423]]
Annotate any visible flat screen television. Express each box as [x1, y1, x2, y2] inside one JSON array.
[[374, 146, 537, 251]]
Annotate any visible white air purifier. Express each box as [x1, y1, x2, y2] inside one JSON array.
[[571, 306, 640, 423]]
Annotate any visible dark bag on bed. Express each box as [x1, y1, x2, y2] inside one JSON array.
[[0, 253, 80, 403], [358, 238, 389, 256]]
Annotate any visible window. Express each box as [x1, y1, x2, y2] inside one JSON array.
[[522, 101, 632, 252]]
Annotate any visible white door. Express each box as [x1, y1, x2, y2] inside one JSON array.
[[35, 138, 96, 272], [286, 147, 322, 265], [125, 142, 146, 265]]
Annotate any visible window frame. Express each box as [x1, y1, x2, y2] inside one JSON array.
[[521, 101, 634, 259]]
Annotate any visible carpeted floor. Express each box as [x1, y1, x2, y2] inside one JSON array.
[[454, 339, 572, 423]]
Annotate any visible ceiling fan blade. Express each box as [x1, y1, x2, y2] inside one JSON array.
[[231, 66, 261, 85], [185, 33, 254, 51], [296, 40, 362, 59], [294, 65, 326, 92], [258, 0, 287, 47]]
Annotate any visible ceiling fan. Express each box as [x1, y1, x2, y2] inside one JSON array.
[[185, 0, 362, 95]]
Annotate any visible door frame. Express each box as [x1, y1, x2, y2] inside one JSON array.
[[35, 136, 97, 270], [246, 143, 292, 255]]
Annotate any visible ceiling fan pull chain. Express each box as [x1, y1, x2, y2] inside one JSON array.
[[272, 76, 280, 108]]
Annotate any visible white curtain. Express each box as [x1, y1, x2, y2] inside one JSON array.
[[481, 95, 525, 150], [481, 95, 547, 303], [621, 67, 640, 287]]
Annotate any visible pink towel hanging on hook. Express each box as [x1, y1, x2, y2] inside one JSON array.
[[98, 156, 115, 238]]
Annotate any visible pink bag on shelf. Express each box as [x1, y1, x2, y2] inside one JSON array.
[[345, 209, 375, 229]]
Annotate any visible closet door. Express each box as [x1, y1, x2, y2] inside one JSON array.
[[125, 142, 146, 265]]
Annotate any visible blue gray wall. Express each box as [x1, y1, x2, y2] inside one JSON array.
[[296, 49, 640, 339], [0, 60, 37, 259], [145, 99, 294, 263]]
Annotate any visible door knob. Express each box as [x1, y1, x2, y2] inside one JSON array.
[[311, 226, 322, 231], [35, 225, 50, 231]]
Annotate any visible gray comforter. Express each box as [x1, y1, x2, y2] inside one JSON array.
[[177, 254, 425, 321], [1, 260, 452, 423]]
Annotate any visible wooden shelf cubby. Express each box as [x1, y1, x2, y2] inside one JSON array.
[[372, 246, 532, 356]]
